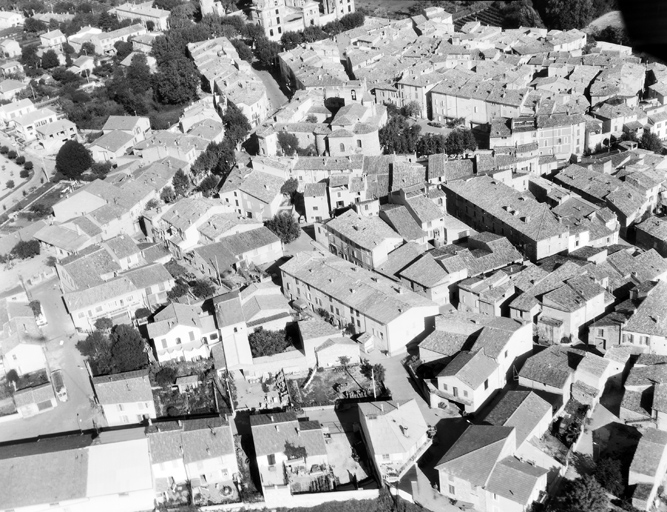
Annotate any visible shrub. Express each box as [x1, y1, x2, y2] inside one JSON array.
[[15, 156, 25, 165], [7, 150, 16, 159], [0, 146, 8, 154], [24, 161, 33, 171], [19, 170, 29, 179], [135, 307, 151, 320], [155, 366, 177, 387], [94, 317, 113, 331], [191, 279, 215, 299], [5, 180, 14, 189]]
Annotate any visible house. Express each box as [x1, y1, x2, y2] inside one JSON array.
[[1, 301, 47, 376], [0, 78, 25, 100], [219, 168, 285, 221], [620, 360, 667, 429], [147, 417, 239, 504], [0, 429, 154, 512], [133, 131, 208, 165], [102, 115, 151, 143], [636, 216, 667, 257], [518, 345, 610, 406], [314, 210, 403, 270], [0, 11, 23, 28], [14, 107, 58, 141], [280, 251, 439, 356], [113, 2, 170, 30], [423, 313, 533, 414], [36, 118, 78, 151], [146, 303, 218, 363], [358, 399, 431, 483], [249, 412, 329, 499], [0, 97, 34, 124], [63, 263, 174, 330], [185, 226, 283, 279], [92, 369, 157, 426], [621, 281, 667, 355], [40, 29, 66, 49], [303, 182, 330, 223], [0, 59, 23, 76], [13, 378, 57, 418], [89, 130, 136, 161], [629, 429, 667, 511], [435, 425, 548, 512], [195, 213, 263, 247], [444, 176, 570, 262], [213, 290, 253, 369], [90, 24, 147, 55], [315, 336, 359, 368]]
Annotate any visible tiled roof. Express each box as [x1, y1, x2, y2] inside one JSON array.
[[92, 369, 153, 405], [381, 205, 427, 241], [485, 457, 547, 506], [250, 412, 327, 458], [518, 345, 580, 388], [358, 399, 428, 456], [298, 317, 340, 341], [630, 429, 667, 477], [483, 391, 551, 446], [437, 349, 499, 389], [324, 210, 401, 251]]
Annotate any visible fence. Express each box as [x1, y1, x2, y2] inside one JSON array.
[[199, 489, 380, 511]]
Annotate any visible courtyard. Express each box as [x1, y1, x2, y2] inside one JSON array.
[[325, 430, 371, 487], [288, 366, 383, 408]]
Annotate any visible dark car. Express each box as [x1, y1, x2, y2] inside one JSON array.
[[427, 121, 444, 128]]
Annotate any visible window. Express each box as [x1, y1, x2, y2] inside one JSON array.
[[161, 339, 167, 348], [189, 331, 195, 341], [357, 319, 361, 327], [642, 335, 650, 346], [335, 308, 340, 315], [286, 283, 291, 290], [267, 454, 276, 466], [176, 337, 182, 345], [382, 454, 390, 461], [597, 328, 604, 337], [210, 333, 218, 340], [275, 8, 279, 13], [270, 29, 274, 36], [504, 350, 508, 358], [463, 390, 468, 397], [313, 206, 319, 211], [233, 327, 238, 333], [357, 140, 362, 148], [95, 305, 103, 313], [278, 26, 282, 33], [118, 404, 124, 412], [484, 379, 489, 390], [442, 383, 448, 390], [365, 204, 369, 210], [351, 89, 356, 100], [330, 305, 334, 313], [449, 485, 455, 495], [340, 143, 345, 152]]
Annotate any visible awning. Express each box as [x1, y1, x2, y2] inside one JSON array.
[[292, 299, 307, 310]]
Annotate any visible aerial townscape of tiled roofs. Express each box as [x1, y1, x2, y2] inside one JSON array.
[[1, 0, 667, 510]]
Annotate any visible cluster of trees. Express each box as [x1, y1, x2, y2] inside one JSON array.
[[76, 323, 148, 375], [166, 277, 216, 301], [276, 132, 316, 156], [280, 11, 366, 50], [380, 104, 477, 156], [9, 240, 40, 260], [248, 327, 293, 358]]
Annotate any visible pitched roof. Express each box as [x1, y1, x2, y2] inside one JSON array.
[[483, 391, 552, 446], [438, 349, 499, 389], [324, 210, 401, 251], [358, 400, 428, 455], [435, 425, 514, 487], [250, 412, 327, 458], [485, 457, 547, 506], [92, 369, 153, 404]]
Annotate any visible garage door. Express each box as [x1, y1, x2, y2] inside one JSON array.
[[37, 400, 53, 411]]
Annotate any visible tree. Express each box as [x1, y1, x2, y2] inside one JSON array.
[[0, 146, 7, 154], [109, 324, 147, 373], [10, 239, 40, 259], [416, 133, 446, 157], [379, 115, 422, 154], [56, 140, 92, 179], [24, 17, 47, 33], [81, 41, 95, 56], [284, 441, 307, 460], [94, 317, 113, 331], [28, 300, 41, 317], [445, 129, 477, 155], [153, 57, 200, 105], [338, 355, 351, 370], [255, 36, 281, 68], [15, 156, 25, 165], [160, 185, 176, 203], [41, 49, 60, 69], [221, 103, 251, 146], [155, 366, 177, 387], [145, 198, 159, 210], [594, 457, 624, 496], [231, 39, 253, 62], [46, 255, 57, 267], [191, 279, 215, 299], [535, 0, 593, 30], [6, 369, 19, 385], [76, 330, 112, 374], [21, 45, 40, 68], [265, 212, 300, 244], [126, 52, 152, 94], [640, 131, 663, 154], [305, 114, 317, 123], [135, 307, 151, 320], [24, 161, 33, 170], [91, 161, 112, 178], [167, 280, 189, 300], [277, 131, 301, 156], [402, 101, 421, 118], [553, 475, 608, 512], [7, 150, 16, 159], [339, 11, 365, 31], [248, 327, 291, 357], [198, 174, 220, 197], [281, 177, 299, 197], [360, 359, 385, 383], [5, 179, 14, 189], [281, 31, 303, 51], [172, 169, 190, 197]]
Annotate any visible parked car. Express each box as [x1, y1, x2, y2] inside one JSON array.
[[51, 369, 68, 402], [427, 121, 444, 128]]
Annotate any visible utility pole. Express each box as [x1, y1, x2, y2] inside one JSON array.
[[371, 366, 376, 400]]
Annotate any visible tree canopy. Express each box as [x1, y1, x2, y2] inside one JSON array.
[[56, 140, 93, 179], [265, 212, 301, 244], [640, 131, 663, 154], [153, 58, 200, 105], [41, 49, 60, 69], [248, 327, 292, 357], [553, 475, 608, 512], [172, 169, 190, 197], [10, 240, 40, 259], [379, 115, 422, 154], [109, 324, 148, 373]]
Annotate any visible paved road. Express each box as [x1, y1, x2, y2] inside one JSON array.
[[0, 277, 105, 442], [253, 67, 289, 114]]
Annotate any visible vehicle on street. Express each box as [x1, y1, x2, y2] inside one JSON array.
[[51, 369, 68, 402]]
